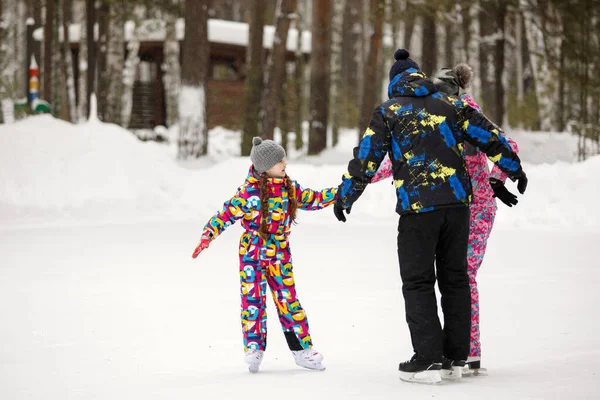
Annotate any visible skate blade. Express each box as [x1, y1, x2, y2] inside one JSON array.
[[399, 370, 442, 384], [247, 363, 261, 373], [441, 366, 463, 380], [462, 367, 488, 376], [296, 361, 326, 371]]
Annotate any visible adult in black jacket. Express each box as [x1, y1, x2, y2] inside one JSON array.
[[334, 49, 527, 384]]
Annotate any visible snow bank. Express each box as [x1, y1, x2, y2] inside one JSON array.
[[506, 129, 586, 164], [0, 115, 191, 224], [0, 115, 598, 231]]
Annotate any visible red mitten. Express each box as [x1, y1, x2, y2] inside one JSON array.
[[192, 238, 210, 258]]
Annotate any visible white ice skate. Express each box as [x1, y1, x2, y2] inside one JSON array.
[[292, 348, 326, 371], [244, 349, 264, 373], [462, 357, 488, 376], [440, 358, 466, 380]]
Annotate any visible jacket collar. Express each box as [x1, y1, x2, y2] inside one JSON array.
[[388, 68, 437, 99]]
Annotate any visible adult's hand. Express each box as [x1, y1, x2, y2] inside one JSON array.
[[333, 203, 352, 223], [490, 179, 518, 207], [516, 171, 528, 194]]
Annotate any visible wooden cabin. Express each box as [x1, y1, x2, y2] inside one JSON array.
[[34, 18, 311, 130]]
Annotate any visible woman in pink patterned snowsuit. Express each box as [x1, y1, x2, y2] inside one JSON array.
[[371, 64, 520, 373]]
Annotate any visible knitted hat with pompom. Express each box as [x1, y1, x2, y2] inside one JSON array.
[[388, 49, 421, 81], [250, 137, 286, 174], [432, 63, 474, 95]]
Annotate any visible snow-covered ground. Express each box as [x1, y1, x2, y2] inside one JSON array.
[[1, 115, 599, 399]]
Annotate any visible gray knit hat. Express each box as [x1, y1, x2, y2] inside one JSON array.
[[250, 137, 286, 173], [432, 63, 474, 96], [432, 68, 461, 95]]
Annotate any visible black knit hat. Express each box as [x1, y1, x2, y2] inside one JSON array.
[[389, 49, 420, 81]]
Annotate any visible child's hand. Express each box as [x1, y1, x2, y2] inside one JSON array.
[[192, 237, 210, 258]]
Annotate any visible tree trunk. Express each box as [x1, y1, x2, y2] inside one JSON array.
[[178, 0, 210, 158], [50, 0, 63, 118], [420, 12, 437, 76], [340, 0, 362, 128], [557, 32, 565, 132], [466, 0, 480, 99], [61, 0, 76, 122], [121, 6, 143, 128], [242, 0, 266, 155], [15, 0, 26, 100], [444, 16, 454, 67], [26, 0, 43, 70], [493, 1, 507, 126], [385, 0, 401, 103], [579, 2, 590, 161], [261, 0, 297, 140], [357, 0, 368, 108], [330, 0, 346, 146], [358, 0, 384, 138], [520, 0, 558, 131], [43, 0, 55, 102], [96, 1, 108, 120], [0, 0, 19, 92], [293, 0, 306, 151], [279, 65, 290, 151], [77, 0, 87, 121], [31, 0, 43, 64], [104, 1, 125, 124], [515, 8, 524, 128], [308, 0, 331, 154], [163, 10, 180, 128], [478, 1, 495, 119], [0, 0, 17, 123], [391, 0, 404, 58], [403, 4, 416, 49], [86, 0, 96, 119]]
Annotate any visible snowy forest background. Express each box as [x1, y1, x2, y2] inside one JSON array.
[[1, 0, 600, 160], [2, 2, 600, 398]]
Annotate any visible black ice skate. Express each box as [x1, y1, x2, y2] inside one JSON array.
[[398, 355, 442, 384]]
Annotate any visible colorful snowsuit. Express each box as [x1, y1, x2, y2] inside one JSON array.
[[372, 93, 519, 360], [337, 69, 523, 215], [202, 167, 337, 352]]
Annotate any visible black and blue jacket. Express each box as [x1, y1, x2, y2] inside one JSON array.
[[338, 68, 523, 215]]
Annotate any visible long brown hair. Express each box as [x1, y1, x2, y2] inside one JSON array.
[[258, 173, 298, 240]]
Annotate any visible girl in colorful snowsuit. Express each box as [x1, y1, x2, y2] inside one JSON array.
[[371, 63, 520, 374], [192, 137, 337, 373]]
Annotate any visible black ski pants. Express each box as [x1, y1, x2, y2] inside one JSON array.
[[397, 206, 471, 363]]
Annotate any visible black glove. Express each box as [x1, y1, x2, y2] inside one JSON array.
[[333, 202, 352, 223], [516, 171, 528, 194], [489, 178, 518, 207]]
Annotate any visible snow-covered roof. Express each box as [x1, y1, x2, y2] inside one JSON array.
[[32, 18, 311, 54]]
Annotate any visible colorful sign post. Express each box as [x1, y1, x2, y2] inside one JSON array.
[[28, 54, 39, 104]]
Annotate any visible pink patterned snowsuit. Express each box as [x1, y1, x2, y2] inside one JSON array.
[[202, 167, 337, 352], [372, 93, 519, 360]]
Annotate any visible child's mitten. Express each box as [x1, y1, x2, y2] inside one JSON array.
[[192, 237, 210, 258]]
